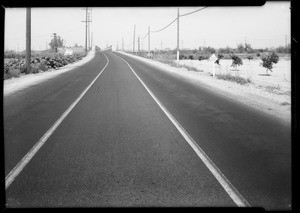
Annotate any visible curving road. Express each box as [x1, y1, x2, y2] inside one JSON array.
[[4, 50, 291, 209]]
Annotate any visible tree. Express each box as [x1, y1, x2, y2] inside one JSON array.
[[203, 46, 215, 54], [215, 53, 224, 65], [261, 52, 279, 75], [237, 43, 245, 53], [49, 35, 64, 52], [269, 52, 279, 64], [230, 54, 243, 70], [245, 43, 254, 53], [218, 46, 234, 54]]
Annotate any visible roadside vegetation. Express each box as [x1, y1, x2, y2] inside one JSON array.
[[215, 73, 251, 85], [128, 43, 289, 86], [4, 36, 87, 80], [4, 50, 86, 80]]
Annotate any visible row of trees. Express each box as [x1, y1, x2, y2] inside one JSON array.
[[158, 43, 290, 56], [198, 43, 290, 55]]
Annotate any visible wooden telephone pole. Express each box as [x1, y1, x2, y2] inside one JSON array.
[[25, 8, 31, 73]]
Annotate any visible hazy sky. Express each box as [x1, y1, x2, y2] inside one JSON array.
[[4, 1, 291, 51]]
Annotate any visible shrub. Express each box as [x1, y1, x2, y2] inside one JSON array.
[[247, 55, 253, 61], [179, 54, 188, 60], [4, 52, 87, 79], [260, 52, 279, 75], [261, 56, 273, 75], [198, 54, 209, 61], [188, 54, 194, 60], [8, 68, 20, 77], [269, 52, 279, 64], [230, 54, 243, 70], [217, 53, 224, 59], [216, 73, 251, 85]]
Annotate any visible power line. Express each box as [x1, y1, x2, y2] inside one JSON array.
[[179, 7, 208, 17], [139, 7, 208, 39], [141, 32, 149, 39], [150, 17, 178, 33]]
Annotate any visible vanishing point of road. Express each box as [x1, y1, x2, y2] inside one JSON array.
[[4, 50, 291, 209]]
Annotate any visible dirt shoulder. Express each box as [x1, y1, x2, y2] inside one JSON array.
[[117, 51, 291, 124]]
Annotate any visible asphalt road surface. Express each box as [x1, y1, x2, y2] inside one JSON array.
[[4, 50, 291, 209]]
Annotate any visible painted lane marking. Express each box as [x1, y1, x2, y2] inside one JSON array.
[[5, 51, 110, 189], [111, 52, 250, 207]]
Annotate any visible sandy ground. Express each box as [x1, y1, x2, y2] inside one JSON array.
[[179, 58, 291, 91], [117, 51, 291, 124], [4, 50, 95, 96]]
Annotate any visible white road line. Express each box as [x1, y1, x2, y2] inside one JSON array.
[[111, 52, 251, 207], [5, 51, 110, 189]]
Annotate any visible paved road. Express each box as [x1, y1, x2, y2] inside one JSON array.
[[4, 50, 291, 209]]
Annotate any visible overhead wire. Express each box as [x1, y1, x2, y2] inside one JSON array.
[[139, 7, 208, 37], [141, 32, 149, 39], [150, 17, 178, 33], [179, 7, 208, 17], [125, 7, 209, 51]]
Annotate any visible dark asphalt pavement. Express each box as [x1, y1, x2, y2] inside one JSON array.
[[4, 50, 291, 209]]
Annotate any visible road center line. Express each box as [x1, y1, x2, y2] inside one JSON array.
[[5, 51, 110, 189], [111, 52, 251, 207]]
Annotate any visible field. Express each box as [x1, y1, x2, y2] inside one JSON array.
[[178, 58, 291, 91], [136, 51, 291, 95]]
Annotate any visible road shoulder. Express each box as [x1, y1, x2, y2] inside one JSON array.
[[116, 51, 291, 124]]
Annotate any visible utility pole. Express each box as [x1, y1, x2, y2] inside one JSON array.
[[81, 8, 89, 53], [285, 35, 287, 48], [25, 7, 31, 73], [91, 32, 93, 50], [148, 26, 150, 56], [133, 24, 136, 53], [88, 9, 92, 50], [122, 36, 124, 51], [177, 8, 180, 62], [138, 36, 140, 55], [88, 13, 90, 50], [141, 41, 143, 52]]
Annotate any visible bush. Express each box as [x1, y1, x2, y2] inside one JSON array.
[[4, 52, 87, 79], [188, 54, 194, 60], [8, 68, 20, 77], [269, 52, 279, 64], [230, 54, 243, 69], [198, 54, 209, 61], [247, 55, 253, 61], [260, 52, 279, 75], [217, 53, 224, 59], [216, 73, 251, 85], [179, 54, 188, 60]]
